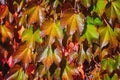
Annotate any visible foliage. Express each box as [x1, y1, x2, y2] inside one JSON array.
[[0, 0, 120, 80]]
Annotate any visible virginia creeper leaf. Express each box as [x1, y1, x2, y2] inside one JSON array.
[[81, 0, 91, 8], [13, 44, 35, 68], [27, 5, 44, 24], [37, 46, 54, 69], [101, 58, 116, 73], [98, 24, 118, 48], [0, 24, 13, 42], [82, 24, 99, 44], [79, 44, 92, 63], [5, 65, 28, 80], [92, 0, 107, 16], [41, 20, 63, 44], [22, 26, 43, 49], [105, 0, 120, 21], [0, 5, 9, 19], [61, 10, 85, 35]]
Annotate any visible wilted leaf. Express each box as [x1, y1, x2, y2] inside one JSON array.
[[101, 58, 116, 73], [98, 23, 118, 48], [61, 10, 85, 35], [0, 24, 13, 42], [105, 0, 120, 21], [41, 20, 63, 44], [5, 65, 28, 80], [92, 0, 107, 16]]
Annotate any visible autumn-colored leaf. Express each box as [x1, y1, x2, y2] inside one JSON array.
[[79, 44, 92, 63], [105, 0, 120, 21], [13, 44, 35, 68], [0, 24, 13, 42], [81, 0, 91, 8], [41, 20, 63, 44], [61, 10, 85, 35], [0, 5, 9, 19], [5, 65, 28, 80], [27, 5, 45, 24], [37, 46, 53, 69], [98, 23, 118, 48]]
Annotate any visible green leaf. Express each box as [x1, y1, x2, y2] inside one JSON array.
[[111, 73, 118, 80], [105, 1, 120, 21], [98, 24, 118, 48], [82, 24, 99, 44], [86, 16, 102, 25], [115, 54, 120, 69], [103, 74, 110, 80], [22, 26, 43, 48], [93, 0, 107, 16], [101, 58, 116, 73]]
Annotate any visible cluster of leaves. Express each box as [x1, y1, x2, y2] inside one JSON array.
[[0, 0, 120, 80]]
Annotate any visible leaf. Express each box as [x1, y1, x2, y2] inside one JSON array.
[[81, 0, 91, 8], [111, 73, 118, 80], [13, 0, 24, 12], [101, 58, 116, 73], [61, 10, 85, 35], [79, 44, 92, 63], [0, 24, 13, 42], [86, 16, 102, 25], [37, 46, 54, 69], [103, 74, 110, 80], [41, 20, 63, 44], [62, 64, 74, 80], [105, 0, 120, 21], [0, 5, 9, 19], [22, 26, 43, 49], [13, 44, 34, 68], [53, 48, 62, 66], [5, 65, 28, 80], [82, 24, 99, 44], [98, 24, 118, 48], [92, 0, 107, 16], [35, 64, 47, 78], [27, 5, 44, 24], [115, 54, 120, 69]]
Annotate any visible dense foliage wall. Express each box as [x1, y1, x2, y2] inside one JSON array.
[[0, 0, 120, 80]]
